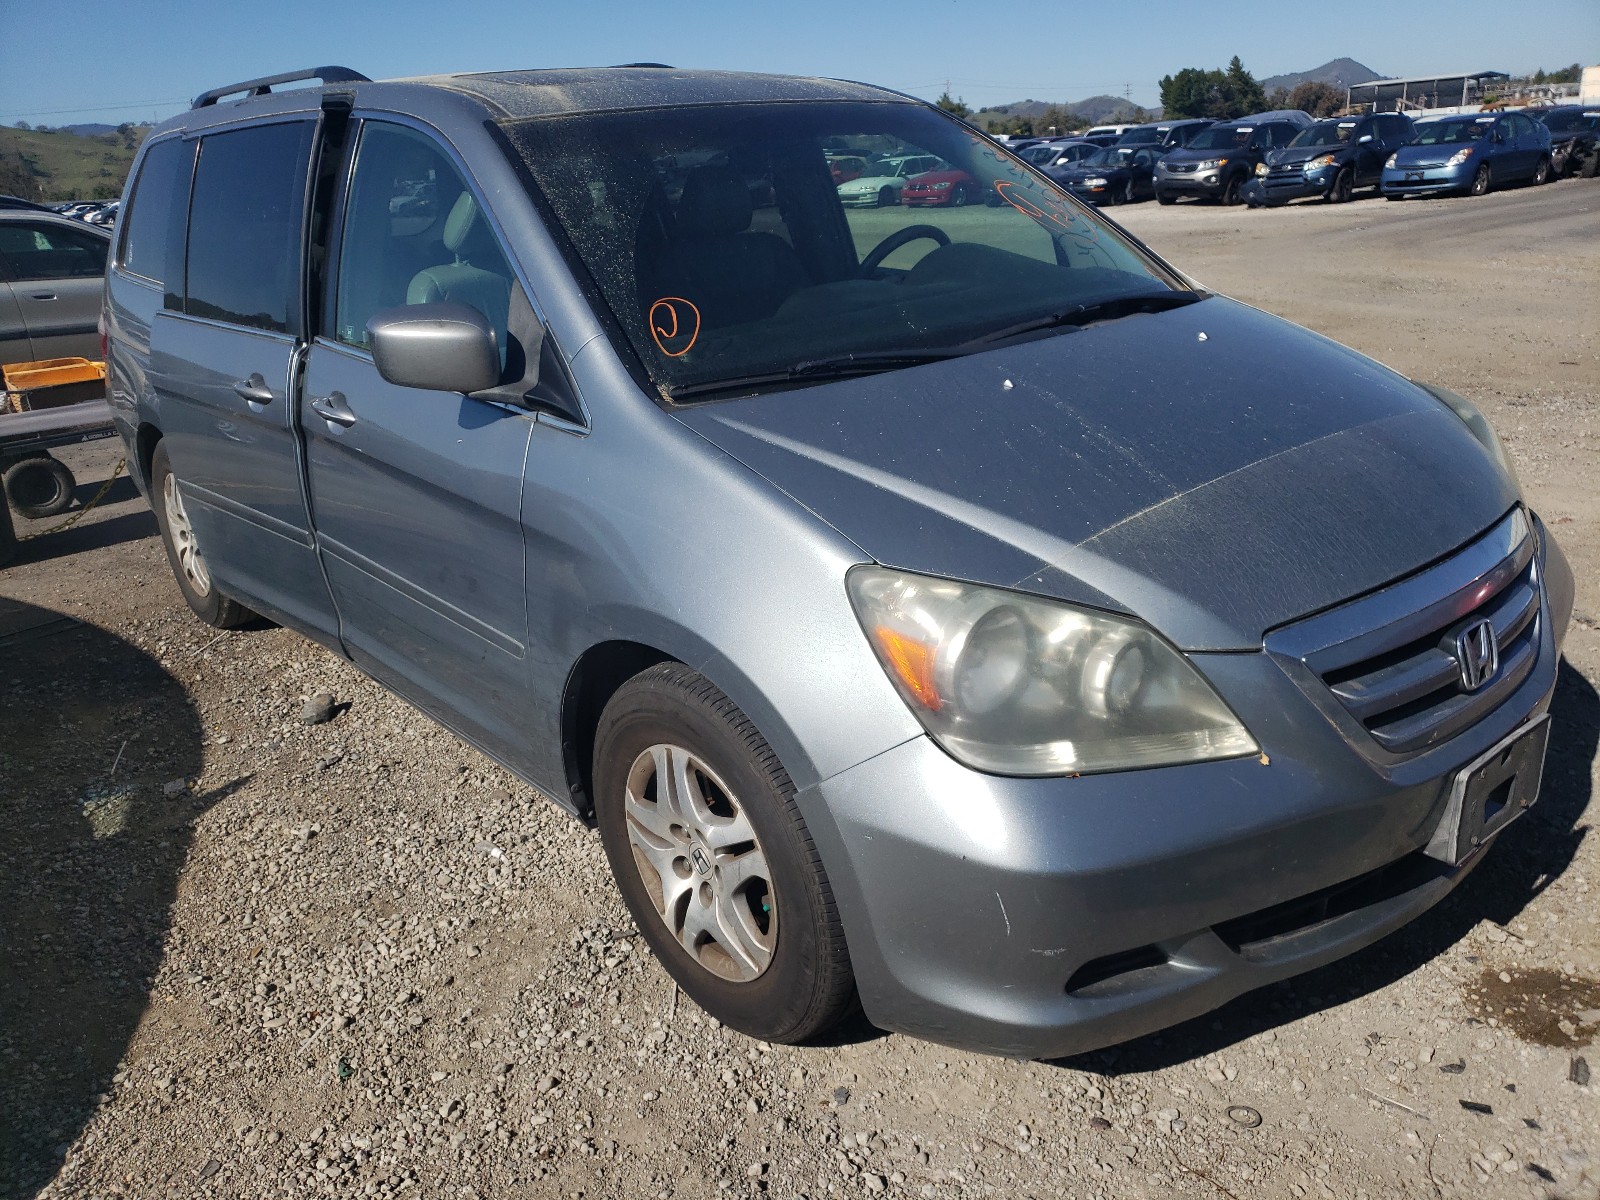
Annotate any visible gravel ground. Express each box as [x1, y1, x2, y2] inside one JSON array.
[[2, 177, 1598, 1200]]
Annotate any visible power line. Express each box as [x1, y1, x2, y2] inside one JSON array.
[[3, 98, 189, 119]]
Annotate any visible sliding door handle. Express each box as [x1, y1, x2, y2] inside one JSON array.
[[232, 373, 274, 404], [308, 391, 356, 427]]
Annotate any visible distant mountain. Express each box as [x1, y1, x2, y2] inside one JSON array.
[[60, 123, 120, 137], [1260, 58, 1384, 94], [975, 93, 1160, 130]]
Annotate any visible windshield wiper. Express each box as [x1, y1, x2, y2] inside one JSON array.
[[666, 349, 963, 401], [965, 291, 1205, 348]]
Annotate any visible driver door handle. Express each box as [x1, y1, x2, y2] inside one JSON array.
[[309, 390, 356, 427], [232, 373, 275, 404]]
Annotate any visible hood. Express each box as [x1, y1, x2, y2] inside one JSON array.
[[1059, 163, 1124, 181], [1160, 145, 1232, 165], [1268, 145, 1342, 167], [674, 297, 1518, 651], [908, 171, 966, 185], [1391, 142, 1478, 168]]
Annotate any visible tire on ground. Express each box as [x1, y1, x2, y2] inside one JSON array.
[[3, 455, 76, 519], [593, 662, 857, 1044]]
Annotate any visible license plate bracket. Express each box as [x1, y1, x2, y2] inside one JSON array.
[[1425, 716, 1550, 865]]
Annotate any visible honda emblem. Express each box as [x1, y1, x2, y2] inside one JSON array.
[[1455, 618, 1499, 691]]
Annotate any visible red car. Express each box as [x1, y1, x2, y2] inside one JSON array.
[[900, 165, 983, 207]]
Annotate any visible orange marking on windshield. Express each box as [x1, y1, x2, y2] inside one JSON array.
[[993, 181, 1076, 232], [649, 297, 701, 358]]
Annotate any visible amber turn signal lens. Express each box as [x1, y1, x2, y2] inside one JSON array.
[[872, 625, 942, 712]]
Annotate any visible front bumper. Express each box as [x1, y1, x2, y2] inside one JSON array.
[[1249, 164, 1337, 204], [1060, 183, 1111, 205], [902, 191, 956, 207], [802, 519, 1572, 1059], [1154, 169, 1229, 198], [1381, 163, 1474, 196]]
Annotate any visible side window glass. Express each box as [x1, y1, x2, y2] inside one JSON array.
[[187, 122, 314, 333], [0, 221, 108, 282], [332, 122, 514, 360], [119, 137, 193, 307]]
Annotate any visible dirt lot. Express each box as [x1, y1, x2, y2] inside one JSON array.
[[2, 179, 1598, 1200]]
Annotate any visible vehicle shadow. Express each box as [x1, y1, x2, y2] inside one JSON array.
[[4, 509, 158, 565], [0, 597, 246, 1197], [1052, 658, 1598, 1077]]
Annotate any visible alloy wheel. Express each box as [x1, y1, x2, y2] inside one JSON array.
[[162, 472, 212, 596], [623, 743, 776, 982]]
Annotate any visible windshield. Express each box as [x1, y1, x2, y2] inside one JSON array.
[[502, 101, 1183, 398], [1080, 146, 1136, 167], [1290, 120, 1357, 148], [1116, 128, 1161, 145], [1186, 125, 1253, 151], [1414, 119, 1493, 145]]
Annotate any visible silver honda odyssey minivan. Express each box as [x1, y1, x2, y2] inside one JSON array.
[[103, 65, 1573, 1059]]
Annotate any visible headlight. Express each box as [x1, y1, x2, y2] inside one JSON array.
[[847, 567, 1258, 776], [932, 182, 951, 189], [1254, 162, 1269, 177], [1081, 176, 1108, 187], [1415, 383, 1521, 493], [1193, 158, 1226, 171], [1385, 152, 1398, 168], [1307, 154, 1337, 171], [1447, 147, 1475, 166]]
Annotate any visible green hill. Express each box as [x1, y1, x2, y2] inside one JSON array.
[[0, 124, 149, 203]]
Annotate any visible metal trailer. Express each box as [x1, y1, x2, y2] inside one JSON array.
[[0, 398, 116, 565]]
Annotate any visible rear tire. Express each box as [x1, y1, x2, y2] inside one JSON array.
[[3, 455, 75, 519], [593, 663, 857, 1044], [150, 441, 255, 629]]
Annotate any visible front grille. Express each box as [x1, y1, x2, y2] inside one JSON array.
[[1166, 162, 1199, 174], [1268, 510, 1542, 757]]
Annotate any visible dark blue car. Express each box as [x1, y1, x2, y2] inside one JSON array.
[[1381, 112, 1552, 198]]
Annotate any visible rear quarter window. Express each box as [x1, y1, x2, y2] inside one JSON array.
[[118, 137, 194, 307], [185, 121, 314, 334]]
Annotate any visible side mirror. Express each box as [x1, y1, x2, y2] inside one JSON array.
[[1357, 134, 1373, 144], [366, 303, 501, 395]]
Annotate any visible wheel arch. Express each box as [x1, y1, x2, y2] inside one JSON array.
[[560, 639, 676, 822], [133, 421, 163, 494]]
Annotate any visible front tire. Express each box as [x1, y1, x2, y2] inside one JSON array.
[[877, 186, 895, 207], [593, 663, 856, 1044], [1532, 156, 1550, 186], [949, 185, 970, 208], [150, 441, 255, 628], [1327, 168, 1354, 203], [1221, 174, 1243, 206], [1469, 163, 1492, 196]]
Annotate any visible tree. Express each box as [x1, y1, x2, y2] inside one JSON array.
[[12, 121, 30, 131], [1287, 80, 1345, 118], [1160, 67, 1222, 118], [936, 91, 971, 120], [1222, 57, 1266, 117]]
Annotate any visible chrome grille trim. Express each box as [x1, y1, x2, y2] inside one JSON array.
[[1266, 509, 1539, 757]]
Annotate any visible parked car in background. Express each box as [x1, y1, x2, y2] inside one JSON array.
[[1245, 112, 1414, 206], [1155, 119, 1303, 205], [836, 153, 943, 207], [0, 210, 111, 366], [900, 164, 983, 206], [1050, 143, 1161, 205], [1531, 105, 1600, 178], [82, 200, 120, 227], [1023, 139, 1101, 173], [0, 195, 55, 213], [106, 63, 1572, 1065], [1080, 123, 1136, 146], [1381, 113, 1551, 199], [827, 155, 871, 185], [1114, 119, 1214, 150]]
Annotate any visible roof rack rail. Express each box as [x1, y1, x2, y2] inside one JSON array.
[[192, 66, 370, 110]]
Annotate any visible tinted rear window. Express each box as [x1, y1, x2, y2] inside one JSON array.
[[186, 121, 313, 333], [119, 137, 193, 303]]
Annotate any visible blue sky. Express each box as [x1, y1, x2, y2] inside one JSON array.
[[2, 0, 1595, 128]]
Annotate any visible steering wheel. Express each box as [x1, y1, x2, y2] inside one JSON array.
[[859, 224, 951, 276]]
